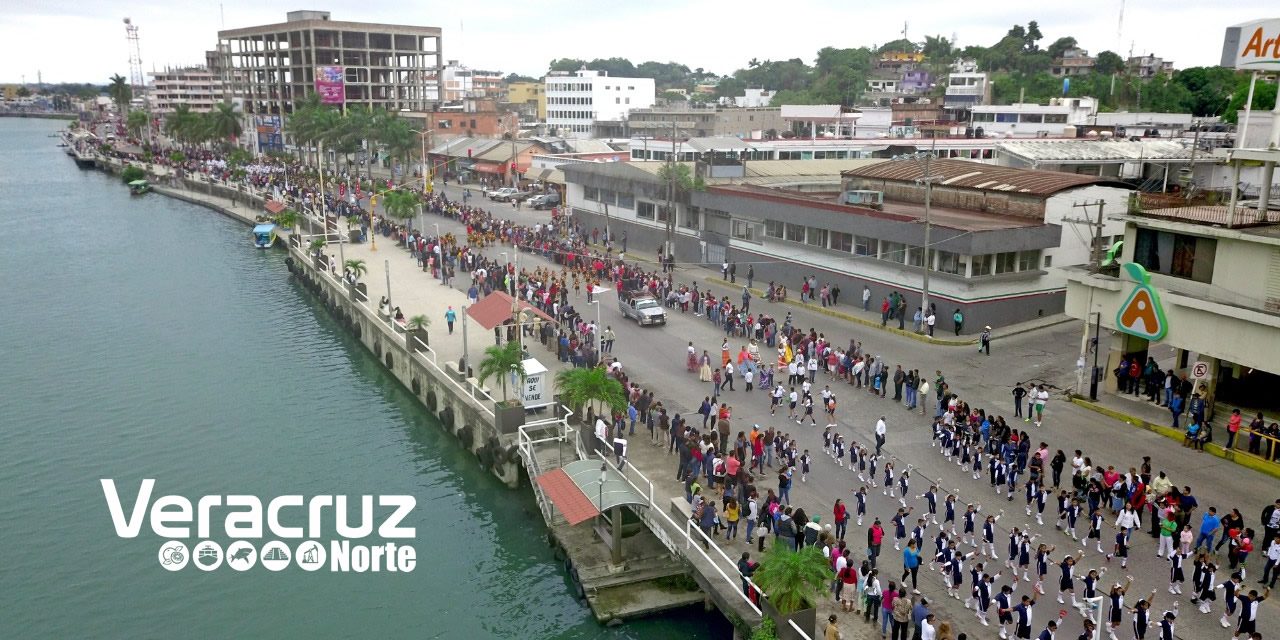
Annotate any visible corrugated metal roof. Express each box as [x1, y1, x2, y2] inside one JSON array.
[[687, 136, 749, 152], [842, 158, 1129, 197], [997, 140, 1194, 163]]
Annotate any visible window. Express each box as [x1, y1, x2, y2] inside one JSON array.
[[583, 187, 599, 202], [1020, 113, 1043, 123], [853, 235, 876, 257], [935, 250, 962, 275], [785, 223, 806, 243], [880, 241, 906, 264], [732, 219, 760, 243], [1133, 228, 1216, 283], [656, 206, 671, 223], [995, 113, 1018, 123], [616, 193, 634, 209], [972, 112, 994, 122], [1042, 255, 1053, 268], [994, 251, 1017, 274], [636, 201, 656, 220], [765, 220, 785, 239], [971, 254, 993, 277], [1018, 250, 1041, 272], [616, 97, 621, 104], [1044, 114, 1068, 123], [830, 231, 853, 253], [469, 119, 476, 128], [681, 207, 700, 230], [598, 189, 616, 206], [806, 227, 828, 247], [907, 246, 925, 267]]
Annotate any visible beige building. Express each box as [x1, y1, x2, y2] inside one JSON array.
[[216, 10, 443, 116], [628, 106, 784, 139], [506, 81, 546, 120], [147, 66, 223, 114]]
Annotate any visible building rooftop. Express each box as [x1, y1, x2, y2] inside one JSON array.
[[997, 140, 1194, 163], [842, 158, 1129, 197]]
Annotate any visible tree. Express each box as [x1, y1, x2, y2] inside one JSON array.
[[659, 90, 687, 103], [381, 190, 420, 223], [1223, 80, 1277, 124], [204, 102, 243, 148], [126, 110, 149, 139], [1024, 21, 1044, 51], [747, 58, 761, 68], [344, 258, 367, 282], [478, 339, 526, 403], [548, 58, 586, 73], [1046, 36, 1078, 60], [120, 165, 146, 184], [1095, 51, 1124, 75], [108, 74, 131, 113], [877, 38, 918, 54], [586, 57, 638, 78], [165, 104, 200, 145], [657, 162, 706, 195], [1174, 66, 1241, 117], [16, 86, 31, 98], [753, 545, 832, 615], [714, 77, 747, 99], [554, 367, 626, 420], [922, 35, 953, 63], [504, 73, 538, 83]]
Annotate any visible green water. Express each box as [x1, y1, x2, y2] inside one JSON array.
[[0, 118, 726, 639]]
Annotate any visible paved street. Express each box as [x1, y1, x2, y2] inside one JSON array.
[[328, 179, 1280, 640]]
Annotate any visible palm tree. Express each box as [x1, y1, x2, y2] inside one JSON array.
[[381, 190, 419, 224], [375, 111, 416, 178], [343, 258, 367, 282], [126, 110, 149, 140], [204, 102, 244, 149], [108, 74, 131, 113], [286, 94, 323, 165], [752, 545, 832, 615], [477, 339, 526, 403], [555, 367, 626, 422], [165, 104, 199, 146]]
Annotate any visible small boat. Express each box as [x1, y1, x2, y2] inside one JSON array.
[[128, 180, 151, 195], [252, 223, 278, 249]]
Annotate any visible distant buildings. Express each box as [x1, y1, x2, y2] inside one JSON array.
[[215, 10, 443, 116], [544, 69, 655, 138], [627, 106, 785, 139], [1126, 54, 1175, 79], [970, 97, 1098, 137], [440, 60, 504, 102], [1051, 47, 1095, 77], [943, 72, 989, 121], [731, 87, 775, 108], [147, 66, 223, 114], [506, 81, 546, 121]]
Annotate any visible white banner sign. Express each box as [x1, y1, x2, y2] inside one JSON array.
[[1224, 19, 1280, 71]]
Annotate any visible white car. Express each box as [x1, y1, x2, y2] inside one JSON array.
[[486, 187, 517, 201]]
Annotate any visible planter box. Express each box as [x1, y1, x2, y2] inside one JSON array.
[[761, 598, 816, 640], [407, 328, 430, 352], [494, 401, 526, 436]]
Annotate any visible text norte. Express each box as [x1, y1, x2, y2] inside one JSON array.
[[101, 479, 416, 539]]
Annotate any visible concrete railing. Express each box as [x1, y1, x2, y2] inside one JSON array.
[[518, 406, 575, 525]]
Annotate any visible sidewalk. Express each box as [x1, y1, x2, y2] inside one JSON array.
[[1072, 390, 1280, 480]]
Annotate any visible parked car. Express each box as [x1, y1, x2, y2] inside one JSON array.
[[528, 193, 561, 210], [485, 187, 517, 201], [618, 291, 666, 326]]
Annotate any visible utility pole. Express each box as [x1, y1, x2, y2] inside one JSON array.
[[665, 120, 677, 261], [1068, 199, 1107, 397], [918, 136, 939, 326]]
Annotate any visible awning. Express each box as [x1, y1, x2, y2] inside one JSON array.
[[536, 459, 649, 525], [264, 200, 286, 214], [473, 161, 504, 174], [466, 291, 555, 330]]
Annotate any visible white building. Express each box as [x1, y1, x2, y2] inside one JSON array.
[[732, 87, 775, 108], [147, 66, 223, 114], [545, 69, 655, 138], [440, 60, 504, 102], [971, 97, 1098, 137]]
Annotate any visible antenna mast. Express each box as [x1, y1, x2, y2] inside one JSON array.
[[124, 18, 144, 96]]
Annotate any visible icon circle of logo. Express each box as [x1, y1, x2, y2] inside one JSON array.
[[259, 541, 292, 571], [158, 541, 189, 571], [224, 541, 258, 571], [193, 540, 223, 571], [295, 541, 327, 571]]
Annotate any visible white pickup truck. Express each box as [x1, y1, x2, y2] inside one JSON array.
[[618, 293, 666, 326]]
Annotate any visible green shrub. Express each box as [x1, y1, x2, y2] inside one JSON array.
[[121, 166, 146, 184], [749, 617, 777, 640]]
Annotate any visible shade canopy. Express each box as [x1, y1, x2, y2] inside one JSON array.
[[465, 291, 555, 330], [535, 459, 648, 526]]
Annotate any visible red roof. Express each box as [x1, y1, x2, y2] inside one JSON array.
[[536, 468, 599, 525], [466, 291, 555, 330], [264, 200, 286, 214]]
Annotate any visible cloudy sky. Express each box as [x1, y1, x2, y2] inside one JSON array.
[[1, 0, 1271, 84]]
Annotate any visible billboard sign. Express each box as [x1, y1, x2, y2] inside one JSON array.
[[1222, 19, 1280, 71], [315, 66, 345, 104], [256, 115, 282, 153]]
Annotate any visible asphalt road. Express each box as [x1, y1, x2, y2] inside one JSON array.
[[408, 179, 1278, 640]]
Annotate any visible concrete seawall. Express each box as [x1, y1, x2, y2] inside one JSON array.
[[91, 154, 521, 487]]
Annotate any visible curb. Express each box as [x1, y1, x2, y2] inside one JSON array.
[[1070, 397, 1280, 481]]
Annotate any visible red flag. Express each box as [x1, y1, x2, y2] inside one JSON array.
[[339, 183, 346, 197], [355, 183, 362, 200]]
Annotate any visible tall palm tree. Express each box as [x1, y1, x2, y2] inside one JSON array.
[[108, 74, 132, 113], [375, 111, 416, 179], [165, 104, 199, 146], [381, 190, 419, 223], [478, 340, 526, 403], [126, 110, 149, 140], [752, 545, 832, 615], [554, 367, 625, 420], [286, 94, 323, 165], [204, 102, 244, 149]]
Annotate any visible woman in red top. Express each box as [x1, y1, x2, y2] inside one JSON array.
[[833, 499, 849, 541], [1226, 408, 1243, 450]]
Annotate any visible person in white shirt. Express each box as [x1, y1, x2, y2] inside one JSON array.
[[875, 417, 887, 456], [920, 613, 938, 640]]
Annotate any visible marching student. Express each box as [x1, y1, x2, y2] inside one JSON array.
[[943, 494, 958, 536], [1189, 553, 1215, 612], [852, 486, 868, 527], [1230, 587, 1270, 640], [1011, 593, 1038, 640], [1088, 508, 1106, 554], [962, 504, 980, 547], [973, 569, 1000, 627], [1104, 577, 1134, 640], [1057, 550, 1086, 607], [1215, 571, 1244, 628], [799, 449, 811, 483], [1109, 529, 1131, 569], [981, 510, 1004, 558], [1168, 549, 1187, 595], [1155, 607, 1178, 640], [995, 583, 1015, 640], [891, 506, 912, 551], [918, 484, 939, 525], [1128, 592, 1158, 640], [897, 468, 911, 509]]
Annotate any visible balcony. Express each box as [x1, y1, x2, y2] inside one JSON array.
[[944, 85, 984, 96], [1129, 191, 1280, 227]]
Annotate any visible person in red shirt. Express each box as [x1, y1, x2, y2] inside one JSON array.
[[834, 499, 850, 541], [1227, 408, 1244, 450]]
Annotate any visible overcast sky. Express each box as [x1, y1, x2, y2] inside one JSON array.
[[2, 0, 1272, 84]]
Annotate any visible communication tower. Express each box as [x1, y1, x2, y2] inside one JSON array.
[[124, 18, 144, 94]]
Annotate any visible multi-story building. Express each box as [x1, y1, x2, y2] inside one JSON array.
[[627, 106, 785, 139], [970, 97, 1098, 137], [562, 157, 1131, 329], [440, 60, 504, 102], [216, 10, 442, 117], [730, 87, 775, 108], [1051, 47, 1095, 77], [943, 72, 989, 121], [544, 69, 655, 138], [1127, 54, 1175, 79], [506, 81, 545, 120], [147, 66, 223, 114]]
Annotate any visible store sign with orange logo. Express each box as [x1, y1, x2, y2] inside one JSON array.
[[1223, 19, 1280, 71], [1115, 263, 1168, 342]]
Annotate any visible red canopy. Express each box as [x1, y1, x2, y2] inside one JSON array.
[[264, 200, 286, 214], [535, 468, 599, 526], [466, 291, 555, 330]]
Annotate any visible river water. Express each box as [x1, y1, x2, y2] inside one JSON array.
[[0, 118, 725, 639]]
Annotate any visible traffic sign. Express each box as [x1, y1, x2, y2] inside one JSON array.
[[1191, 362, 1210, 379]]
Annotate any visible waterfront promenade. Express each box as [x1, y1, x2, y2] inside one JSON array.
[[126, 161, 1280, 639]]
